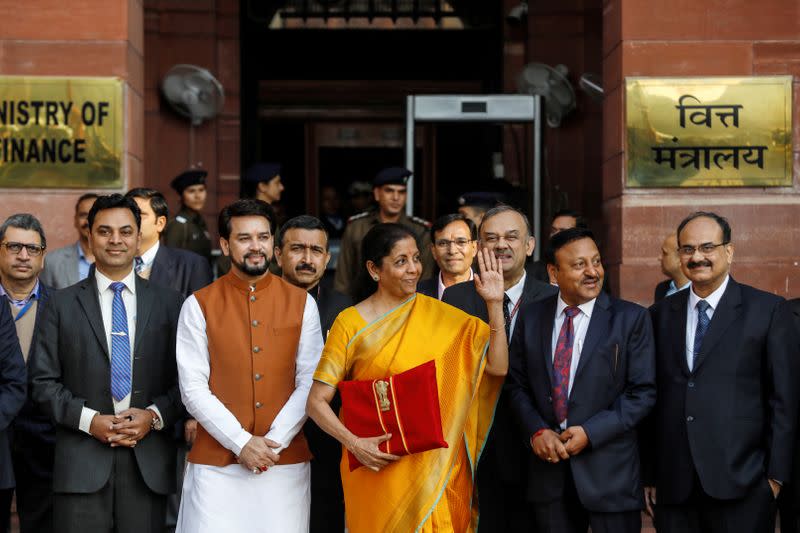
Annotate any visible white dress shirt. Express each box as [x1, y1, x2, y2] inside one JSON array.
[[138, 240, 159, 271], [177, 292, 324, 456], [505, 270, 527, 338], [685, 275, 729, 371], [79, 268, 162, 434], [551, 295, 596, 428], [437, 268, 474, 300]]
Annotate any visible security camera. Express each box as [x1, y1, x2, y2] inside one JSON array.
[[506, 1, 528, 26]]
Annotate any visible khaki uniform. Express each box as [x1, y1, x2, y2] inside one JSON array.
[[163, 207, 212, 264], [333, 210, 433, 298]]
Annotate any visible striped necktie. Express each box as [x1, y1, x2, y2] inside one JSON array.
[[552, 306, 580, 425], [109, 282, 132, 401], [692, 300, 711, 370]]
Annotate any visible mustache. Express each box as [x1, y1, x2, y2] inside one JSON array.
[[582, 275, 600, 284], [295, 263, 316, 273], [244, 251, 266, 260], [687, 259, 712, 269]]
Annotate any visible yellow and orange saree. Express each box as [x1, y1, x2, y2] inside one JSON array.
[[314, 293, 503, 533]]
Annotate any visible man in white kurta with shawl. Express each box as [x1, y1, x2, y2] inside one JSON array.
[[175, 199, 323, 532]]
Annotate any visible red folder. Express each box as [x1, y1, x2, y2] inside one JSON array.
[[339, 360, 449, 471]]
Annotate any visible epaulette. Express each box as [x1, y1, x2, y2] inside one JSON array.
[[175, 215, 188, 223], [347, 211, 371, 223], [410, 215, 432, 229]]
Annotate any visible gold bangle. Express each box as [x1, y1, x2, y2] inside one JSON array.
[[489, 327, 501, 333]]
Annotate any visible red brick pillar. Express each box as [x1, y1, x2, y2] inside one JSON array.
[[603, 0, 800, 304], [0, 0, 144, 248]]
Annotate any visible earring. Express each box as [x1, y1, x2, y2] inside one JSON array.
[[372, 276, 379, 281]]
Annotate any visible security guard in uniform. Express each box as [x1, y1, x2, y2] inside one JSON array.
[[163, 169, 213, 264], [334, 166, 433, 297]]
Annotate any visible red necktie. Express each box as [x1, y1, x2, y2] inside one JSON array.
[[552, 306, 580, 425]]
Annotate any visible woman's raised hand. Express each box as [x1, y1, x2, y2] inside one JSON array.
[[474, 247, 504, 304]]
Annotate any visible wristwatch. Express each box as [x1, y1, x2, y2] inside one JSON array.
[[147, 409, 163, 431]]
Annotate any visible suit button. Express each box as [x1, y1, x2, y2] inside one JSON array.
[[250, 295, 256, 302], [255, 402, 263, 408], [254, 374, 262, 381], [252, 320, 259, 327], [688, 381, 695, 388], [687, 416, 694, 422], [253, 346, 261, 353]]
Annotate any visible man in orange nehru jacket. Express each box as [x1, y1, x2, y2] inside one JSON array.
[[174, 199, 324, 532]]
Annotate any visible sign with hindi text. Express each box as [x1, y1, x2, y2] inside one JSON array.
[[0, 76, 123, 189], [626, 76, 792, 187]]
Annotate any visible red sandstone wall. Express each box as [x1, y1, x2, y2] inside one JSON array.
[[0, 0, 145, 249], [603, 0, 800, 305]]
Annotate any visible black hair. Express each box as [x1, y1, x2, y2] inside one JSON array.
[[546, 227, 597, 266], [551, 208, 588, 229], [276, 215, 329, 249], [75, 193, 99, 212], [430, 213, 478, 242], [218, 199, 276, 240], [87, 194, 142, 231], [676, 211, 731, 245], [0, 213, 47, 249], [354, 223, 418, 302], [125, 188, 169, 220], [479, 204, 533, 238]]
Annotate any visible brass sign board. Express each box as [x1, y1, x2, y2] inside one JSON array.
[[626, 76, 792, 187], [0, 76, 123, 189]]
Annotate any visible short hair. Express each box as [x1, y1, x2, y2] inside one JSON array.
[[546, 227, 597, 266], [551, 208, 587, 229], [218, 199, 276, 240], [125, 188, 169, 220], [276, 215, 329, 249], [75, 193, 99, 212], [0, 213, 47, 249], [354, 223, 418, 302], [430, 213, 477, 242], [88, 194, 141, 231], [479, 204, 533, 238], [676, 211, 731, 245]]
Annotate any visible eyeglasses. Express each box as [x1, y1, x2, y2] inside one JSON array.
[[678, 242, 729, 256], [1, 242, 45, 256], [434, 238, 474, 250]]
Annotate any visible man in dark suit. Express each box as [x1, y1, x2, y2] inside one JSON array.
[[274, 215, 351, 533], [506, 227, 656, 533], [785, 298, 800, 533], [29, 194, 185, 533], [39, 193, 98, 289], [442, 204, 557, 533], [644, 211, 798, 533], [0, 213, 55, 533], [0, 296, 26, 533], [653, 233, 690, 303], [418, 213, 478, 299]]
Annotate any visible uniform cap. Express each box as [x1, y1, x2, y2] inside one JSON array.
[[348, 181, 372, 196], [243, 163, 282, 184], [457, 191, 506, 209], [373, 167, 412, 187], [170, 169, 207, 194]]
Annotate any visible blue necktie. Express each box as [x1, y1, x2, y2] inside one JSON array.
[[109, 282, 132, 401], [692, 300, 711, 369], [134, 256, 144, 275]]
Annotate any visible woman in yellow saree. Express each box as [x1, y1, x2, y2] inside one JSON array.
[[306, 223, 509, 533]]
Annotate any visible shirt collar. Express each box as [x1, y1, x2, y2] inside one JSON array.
[[95, 267, 137, 296], [0, 280, 40, 306], [437, 268, 474, 299], [556, 293, 596, 319], [138, 241, 160, 268], [505, 270, 526, 305], [688, 274, 729, 311], [76, 241, 87, 260], [669, 279, 692, 293]]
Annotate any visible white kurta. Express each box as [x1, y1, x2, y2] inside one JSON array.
[[175, 291, 324, 533]]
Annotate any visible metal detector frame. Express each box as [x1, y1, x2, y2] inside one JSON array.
[[404, 94, 543, 259]]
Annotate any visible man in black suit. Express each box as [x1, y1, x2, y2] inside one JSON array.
[[506, 227, 656, 533], [29, 194, 185, 533], [442, 204, 557, 533], [126, 188, 212, 298], [653, 233, 690, 303], [644, 211, 798, 533], [786, 298, 800, 533], [0, 214, 55, 533], [0, 295, 26, 533], [274, 215, 351, 533], [418, 213, 478, 299]]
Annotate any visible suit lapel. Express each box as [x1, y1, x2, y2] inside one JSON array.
[[76, 275, 110, 357], [133, 276, 154, 356], [540, 296, 558, 387], [148, 245, 172, 286], [669, 289, 691, 376], [692, 279, 741, 373], [574, 292, 611, 380]]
